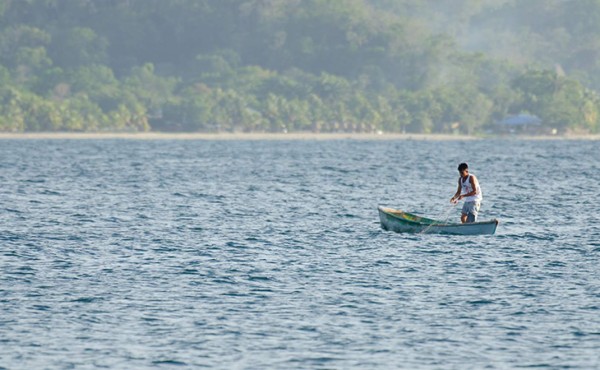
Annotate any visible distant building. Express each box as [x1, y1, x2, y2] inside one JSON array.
[[495, 113, 544, 134]]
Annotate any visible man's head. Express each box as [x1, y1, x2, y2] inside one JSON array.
[[458, 162, 469, 176]]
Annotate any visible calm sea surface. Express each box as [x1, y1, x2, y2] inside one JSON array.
[[1, 139, 599, 369]]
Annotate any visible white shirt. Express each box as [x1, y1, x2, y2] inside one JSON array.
[[460, 174, 482, 202]]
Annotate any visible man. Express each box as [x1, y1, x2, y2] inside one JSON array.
[[450, 162, 483, 223]]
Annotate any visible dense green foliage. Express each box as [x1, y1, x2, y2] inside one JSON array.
[[1, 0, 600, 133]]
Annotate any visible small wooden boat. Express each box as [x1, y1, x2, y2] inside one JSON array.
[[378, 206, 498, 235]]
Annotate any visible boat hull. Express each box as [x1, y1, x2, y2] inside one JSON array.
[[378, 206, 498, 235]]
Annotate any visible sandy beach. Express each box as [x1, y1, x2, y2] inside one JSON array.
[[0, 132, 598, 140], [0, 132, 473, 140]]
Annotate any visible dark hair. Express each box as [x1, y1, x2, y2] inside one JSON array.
[[458, 163, 468, 171]]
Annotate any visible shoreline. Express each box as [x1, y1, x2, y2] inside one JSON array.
[[0, 132, 473, 141], [0, 132, 598, 140]]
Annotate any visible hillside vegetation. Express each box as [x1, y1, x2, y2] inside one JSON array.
[[1, 0, 599, 134]]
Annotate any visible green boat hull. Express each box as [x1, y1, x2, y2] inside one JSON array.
[[378, 206, 498, 235]]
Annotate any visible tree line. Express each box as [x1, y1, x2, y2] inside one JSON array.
[[0, 0, 599, 134]]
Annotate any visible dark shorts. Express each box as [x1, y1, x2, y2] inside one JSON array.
[[462, 201, 481, 222]]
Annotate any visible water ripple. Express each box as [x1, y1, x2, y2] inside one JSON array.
[[0, 139, 599, 369]]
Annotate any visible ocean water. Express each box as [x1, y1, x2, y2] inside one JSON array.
[[0, 138, 599, 369]]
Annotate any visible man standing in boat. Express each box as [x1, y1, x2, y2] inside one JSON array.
[[450, 163, 483, 223]]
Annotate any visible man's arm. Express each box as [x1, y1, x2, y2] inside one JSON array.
[[450, 179, 461, 203]]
